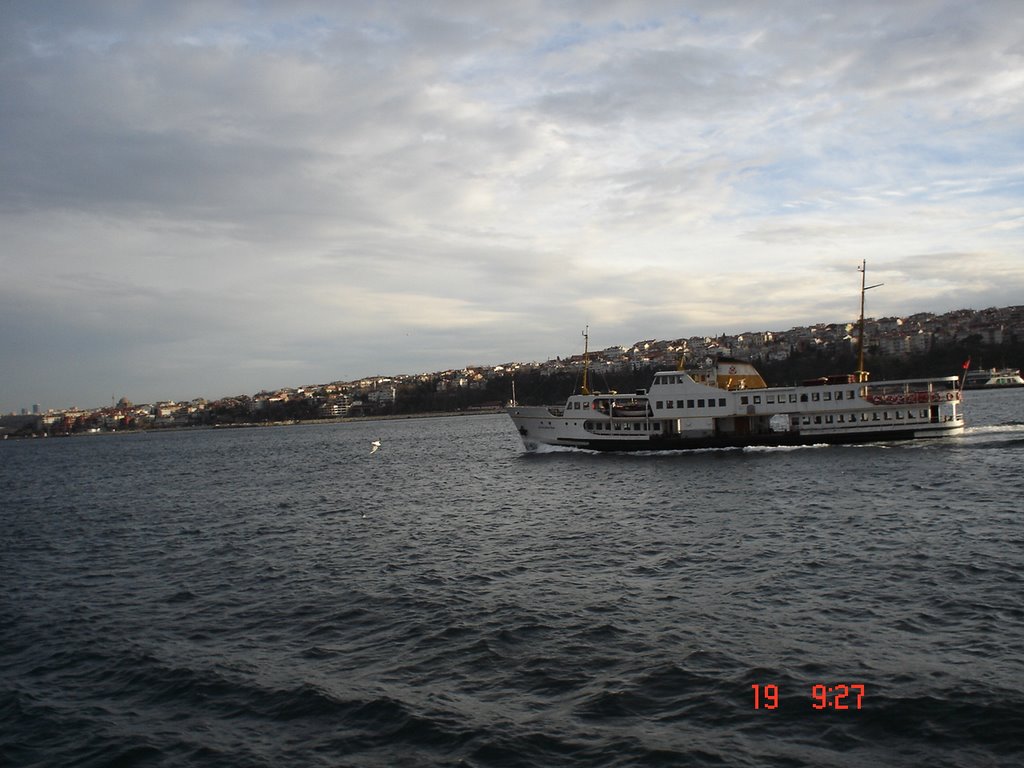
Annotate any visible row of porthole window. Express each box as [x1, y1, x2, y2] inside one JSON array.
[[794, 409, 931, 427], [743, 390, 857, 405], [656, 397, 728, 409], [584, 421, 663, 432]]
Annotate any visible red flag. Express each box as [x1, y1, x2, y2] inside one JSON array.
[[962, 357, 971, 370]]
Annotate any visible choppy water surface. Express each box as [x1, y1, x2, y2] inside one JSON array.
[[2, 389, 1023, 767]]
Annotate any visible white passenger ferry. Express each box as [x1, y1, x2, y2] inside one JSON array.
[[507, 357, 965, 452], [509, 264, 966, 452]]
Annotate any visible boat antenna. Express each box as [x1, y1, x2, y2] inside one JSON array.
[[855, 260, 883, 383], [580, 326, 591, 395]]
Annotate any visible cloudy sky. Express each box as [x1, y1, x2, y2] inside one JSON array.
[[2, 1, 1023, 412]]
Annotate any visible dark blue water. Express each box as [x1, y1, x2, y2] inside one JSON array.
[[2, 390, 1023, 767]]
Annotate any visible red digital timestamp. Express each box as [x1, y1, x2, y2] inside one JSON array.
[[752, 683, 866, 710]]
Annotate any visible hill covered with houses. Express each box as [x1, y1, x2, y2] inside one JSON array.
[[4, 305, 1022, 437]]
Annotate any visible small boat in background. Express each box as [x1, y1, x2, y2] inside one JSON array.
[[962, 367, 1024, 390]]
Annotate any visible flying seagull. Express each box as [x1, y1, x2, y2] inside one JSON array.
[[370, 440, 381, 454]]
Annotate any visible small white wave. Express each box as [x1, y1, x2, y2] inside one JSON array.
[[742, 443, 831, 453], [625, 447, 740, 456], [966, 424, 1024, 435], [524, 442, 594, 454]]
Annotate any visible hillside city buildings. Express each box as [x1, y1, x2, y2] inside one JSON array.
[[3, 305, 1022, 437]]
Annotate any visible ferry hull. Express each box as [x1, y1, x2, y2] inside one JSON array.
[[510, 417, 965, 453]]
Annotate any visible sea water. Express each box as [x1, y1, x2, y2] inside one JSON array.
[[2, 389, 1022, 767]]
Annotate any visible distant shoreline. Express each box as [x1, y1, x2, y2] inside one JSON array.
[[2, 407, 506, 440], [210, 407, 505, 429]]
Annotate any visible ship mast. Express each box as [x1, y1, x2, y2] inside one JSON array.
[[855, 260, 883, 383], [580, 326, 591, 395]]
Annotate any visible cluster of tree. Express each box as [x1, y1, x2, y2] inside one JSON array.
[[757, 335, 1022, 386]]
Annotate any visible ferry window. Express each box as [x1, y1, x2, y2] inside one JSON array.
[[802, 416, 810, 425], [920, 409, 928, 419], [614, 423, 621, 430], [812, 393, 820, 402], [753, 396, 761, 404], [814, 416, 822, 424], [740, 396, 749, 405], [861, 413, 868, 422], [791, 417, 799, 427], [836, 391, 843, 400], [873, 413, 880, 421], [824, 392, 832, 401], [837, 414, 844, 422], [656, 401, 663, 409], [653, 423, 661, 431], [698, 399, 705, 408], [719, 398, 727, 407], [685, 400, 693, 408], [800, 394, 808, 402], [896, 411, 903, 419], [767, 396, 775, 404], [790, 394, 798, 403], [848, 390, 855, 399]]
